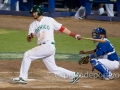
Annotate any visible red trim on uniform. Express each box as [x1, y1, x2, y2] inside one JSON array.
[[59, 26, 65, 32], [69, 32, 76, 37]]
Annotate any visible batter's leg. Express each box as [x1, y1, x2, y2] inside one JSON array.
[[19, 44, 55, 80], [43, 54, 80, 81], [19, 51, 33, 80]]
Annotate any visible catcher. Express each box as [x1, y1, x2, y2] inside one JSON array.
[[79, 27, 119, 80]]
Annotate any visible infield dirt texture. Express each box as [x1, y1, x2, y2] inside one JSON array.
[[0, 15, 120, 90]]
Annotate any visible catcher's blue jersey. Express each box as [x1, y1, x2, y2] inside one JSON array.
[[95, 38, 119, 61]]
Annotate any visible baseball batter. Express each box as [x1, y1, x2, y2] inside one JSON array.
[[12, 5, 82, 84], [80, 27, 119, 80]]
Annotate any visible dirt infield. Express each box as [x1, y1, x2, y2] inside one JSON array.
[[0, 60, 120, 90], [0, 15, 120, 90]]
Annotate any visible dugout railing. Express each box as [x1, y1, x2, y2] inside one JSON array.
[[85, 0, 120, 21], [0, 0, 120, 21]]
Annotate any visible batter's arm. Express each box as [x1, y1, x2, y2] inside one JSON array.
[[59, 26, 82, 40]]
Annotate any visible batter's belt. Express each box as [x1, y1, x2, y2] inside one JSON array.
[[39, 42, 54, 45]]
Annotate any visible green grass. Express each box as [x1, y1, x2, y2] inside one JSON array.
[[54, 33, 96, 54], [0, 29, 37, 52], [0, 29, 120, 55]]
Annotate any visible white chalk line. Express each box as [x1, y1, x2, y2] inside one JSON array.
[[0, 72, 33, 74], [25, 85, 93, 89]]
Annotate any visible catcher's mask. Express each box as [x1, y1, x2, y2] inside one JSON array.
[[92, 27, 107, 39], [30, 5, 44, 16]]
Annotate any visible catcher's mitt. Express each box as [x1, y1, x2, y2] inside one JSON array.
[[78, 56, 90, 65]]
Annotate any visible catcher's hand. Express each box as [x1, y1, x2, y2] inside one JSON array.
[[78, 56, 90, 65]]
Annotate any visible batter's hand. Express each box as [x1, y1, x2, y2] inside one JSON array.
[[27, 33, 35, 42], [30, 33, 35, 38], [75, 34, 82, 40]]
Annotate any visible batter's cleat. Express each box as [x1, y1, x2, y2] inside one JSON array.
[[12, 77, 27, 84], [70, 72, 81, 84]]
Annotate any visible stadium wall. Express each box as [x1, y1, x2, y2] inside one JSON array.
[[0, 0, 120, 21]]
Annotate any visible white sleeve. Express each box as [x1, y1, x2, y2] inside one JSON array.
[[52, 18, 62, 30], [28, 23, 34, 35]]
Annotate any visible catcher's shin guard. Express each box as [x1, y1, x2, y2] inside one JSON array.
[[90, 59, 113, 80]]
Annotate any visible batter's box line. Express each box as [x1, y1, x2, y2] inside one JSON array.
[[0, 72, 33, 74]]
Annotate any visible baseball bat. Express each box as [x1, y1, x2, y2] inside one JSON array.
[[82, 37, 93, 40], [82, 37, 106, 43]]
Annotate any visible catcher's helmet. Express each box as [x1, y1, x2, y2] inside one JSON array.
[[30, 5, 43, 16], [92, 27, 107, 39]]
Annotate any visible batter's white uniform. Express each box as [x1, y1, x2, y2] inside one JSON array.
[[19, 16, 76, 80]]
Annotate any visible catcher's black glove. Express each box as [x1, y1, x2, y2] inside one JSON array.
[[78, 56, 90, 65]]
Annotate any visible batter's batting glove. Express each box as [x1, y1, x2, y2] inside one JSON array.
[[28, 33, 35, 39], [75, 34, 82, 40], [27, 33, 35, 42], [31, 33, 35, 38]]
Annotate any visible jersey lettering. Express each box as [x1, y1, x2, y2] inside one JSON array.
[[35, 25, 50, 34]]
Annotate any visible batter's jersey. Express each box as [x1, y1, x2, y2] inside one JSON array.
[[28, 16, 62, 45], [95, 38, 119, 61]]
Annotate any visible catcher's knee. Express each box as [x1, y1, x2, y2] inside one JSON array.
[[90, 59, 98, 67]]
